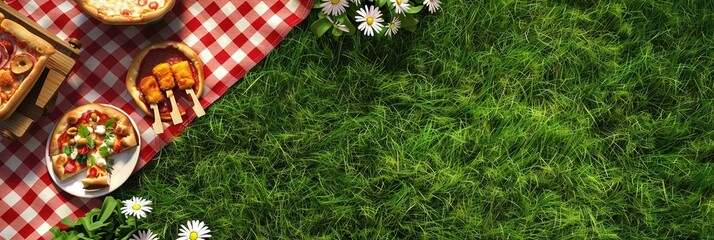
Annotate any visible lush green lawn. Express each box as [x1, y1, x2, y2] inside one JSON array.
[[113, 0, 714, 238]]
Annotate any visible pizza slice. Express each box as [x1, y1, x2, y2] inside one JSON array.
[[50, 104, 138, 186], [51, 154, 87, 181], [81, 155, 111, 189]]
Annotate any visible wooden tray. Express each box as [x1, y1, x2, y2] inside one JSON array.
[[0, 3, 80, 139]]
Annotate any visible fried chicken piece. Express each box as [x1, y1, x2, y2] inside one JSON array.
[[0, 70, 14, 90], [139, 76, 164, 104], [170, 61, 195, 90], [152, 63, 175, 90]]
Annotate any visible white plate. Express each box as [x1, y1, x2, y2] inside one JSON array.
[[45, 104, 141, 198]]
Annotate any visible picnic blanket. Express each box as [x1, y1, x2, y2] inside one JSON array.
[[0, 0, 311, 238]]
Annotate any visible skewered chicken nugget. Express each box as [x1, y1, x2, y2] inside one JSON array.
[[170, 61, 194, 90], [0, 70, 13, 90], [139, 76, 164, 104], [152, 63, 175, 90]]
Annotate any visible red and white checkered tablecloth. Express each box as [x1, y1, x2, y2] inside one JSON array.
[[0, 0, 311, 238]]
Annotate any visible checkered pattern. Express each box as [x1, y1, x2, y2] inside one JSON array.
[[0, 0, 311, 238]]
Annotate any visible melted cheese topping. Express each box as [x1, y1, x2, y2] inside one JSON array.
[[86, 0, 165, 18]]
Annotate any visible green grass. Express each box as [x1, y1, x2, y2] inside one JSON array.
[[113, 0, 714, 238]]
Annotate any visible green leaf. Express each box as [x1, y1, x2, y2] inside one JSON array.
[[76, 154, 88, 164], [99, 146, 109, 157], [86, 137, 95, 150], [406, 5, 423, 14], [98, 197, 118, 223], [332, 27, 344, 37], [399, 14, 418, 27], [60, 217, 79, 227], [75, 155, 88, 164], [310, 17, 333, 38], [78, 125, 89, 138], [103, 119, 116, 131], [88, 154, 96, 166], [336, 14, 356, 36], [64, 145, 73, 155], [313, 1, 322, 8], [377, 0, 387, 8], [102, 161, 114, 174]]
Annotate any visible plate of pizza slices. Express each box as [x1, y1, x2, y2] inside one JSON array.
[[45, 103, 141, 198], [0, 13, 56, 119], [74, 0, 175, 25]]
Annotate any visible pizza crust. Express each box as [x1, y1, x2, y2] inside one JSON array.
[[126, 41, 204, 120], [52, 154, 85, 181], [49, 103, 139, 156], [75, 0, 175, 25], [0, 19, 55, 120], [81, 176, 109, 189]]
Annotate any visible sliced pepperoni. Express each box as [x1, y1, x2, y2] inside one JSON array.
[[64, 161, 77, 173], [148, 1, 158, 10], [87, 166, 98, 178], [77, 146, 89, 155]]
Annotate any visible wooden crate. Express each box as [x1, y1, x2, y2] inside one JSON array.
[[0, 3, 80, 139]]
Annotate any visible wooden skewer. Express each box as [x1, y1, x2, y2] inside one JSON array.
[[165, 89, 183, 125], [150, 103, 163, 134], [185, 89, 205, 117]]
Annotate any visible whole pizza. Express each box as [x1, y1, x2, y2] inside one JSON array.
[[74, 0, 176, 25], [0, 13, 56, 119], [49, 104, 138, 189]]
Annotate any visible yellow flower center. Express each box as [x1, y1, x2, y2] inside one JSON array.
[[189, 231, 199, 240], [331, 0, 339, 4], [333, 23, 340, 28], [367, 17, 374, 25], [396, 0, 401, 4], [389, 23, 395, 29], [132, 204, 141, 210]]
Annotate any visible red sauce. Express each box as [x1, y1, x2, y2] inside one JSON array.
[[113, 136, 123, 152], [58, 131, 68, 153], [79, 110, 110, 125]]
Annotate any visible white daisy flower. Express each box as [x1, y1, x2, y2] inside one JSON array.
[[120, 197, 152, 219], [385, 17, 401, 36], [350, 0, 361, 4], [355, 5, 385, 36], [423, 0, 441, 13], [178, 220, 212, 240], [130, 229, 159, 240], [327, 17, 349, 33], [390, 0, 410, 15], [320, 0, 349, 16]]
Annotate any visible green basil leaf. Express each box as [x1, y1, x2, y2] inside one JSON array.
[[99, 146, 110, 157], [86, 137, 95, 150], [78, 125, 89, 138], [76, 154, 88, 164], [104, 119, 116, 131], [88, 154, 96, 166], [64, 145, 73, 155], [103, 163, 114, 174]]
